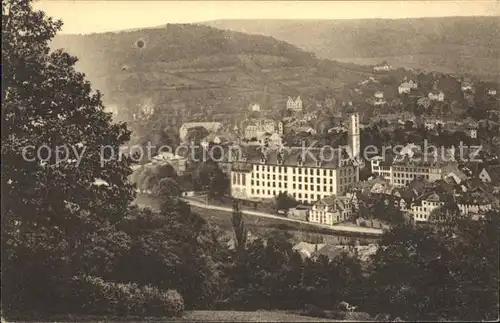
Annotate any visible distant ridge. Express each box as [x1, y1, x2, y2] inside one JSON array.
[[203, 17, 500, 77]]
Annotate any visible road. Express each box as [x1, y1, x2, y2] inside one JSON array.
[[180, 198, 384, 236]]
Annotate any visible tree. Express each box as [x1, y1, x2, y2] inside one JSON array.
[[2, 0, 134, 314], [116, 203, 224, 310], [195, 161, 228, 199], [186, 126, 209, 144], [152, 177, 181, 199], [366, 213, 499, 321], [275, 192, 299, 213], [231, 199, 247, 254], [404, 120, 414, 131]]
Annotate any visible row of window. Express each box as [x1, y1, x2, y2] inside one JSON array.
[[232, 173, 246, 185], [251, 173, 355, 185], [392, 166, 438, 173], [250, 189, 325, 202], [253, 165, 351, 177], [251, 180, 335, 192], [394, 173, 430, 179]]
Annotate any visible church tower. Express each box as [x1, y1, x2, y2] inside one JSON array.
[[347, 112, 360, 160]]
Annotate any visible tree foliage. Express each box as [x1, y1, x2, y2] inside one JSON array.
[[2, 0, 134, 314]]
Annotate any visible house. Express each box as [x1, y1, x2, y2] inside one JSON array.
[[461, 80, 474, 92], [248, 103, 261, 112], [243, 118, 278, 140], [296, 126, 317, 135], [372, 91, 386, 106], [292, 241, 326, 259], [468, 123, 478, 139], [328, 125, 347, 133], [259, 132, 283, 148], [179, 122, 223, 142], [309, 195, 355, 225], [286, 96, 303, 111], [443, 166, 468, 184], [398, 80, 418, 94], [289, 205, 311, 220], [487, 89, 497, 96], [410, 191, 448, 223], [373, 61, 392, 71], [302, 113, 316, 122], [478, 165, 500, 185], [201, 131, 238, 147], [428, 91, 445, 102]]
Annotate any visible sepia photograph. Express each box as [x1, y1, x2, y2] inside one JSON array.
[[2, 0, 499, 321]]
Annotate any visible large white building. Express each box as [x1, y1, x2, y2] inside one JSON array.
[[231, 113, 361, 204], [370, 154, 458, 188], [230, 147, 359, 204]]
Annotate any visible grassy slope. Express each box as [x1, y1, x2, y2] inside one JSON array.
[[50, 24, 375, 118], [204, 17, 500, 78], [175, 310, 342, 322], [4, 311, 344, 322]]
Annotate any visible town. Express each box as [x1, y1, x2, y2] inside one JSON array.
[[131, 71, 499, 232]]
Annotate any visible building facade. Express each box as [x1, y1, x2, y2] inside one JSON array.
[[398, 80, 418, 94], [230, 148, 359, 204], [309, 195, 355, 225], [370, 156, 458, 187], [286, 96, 303, 111]]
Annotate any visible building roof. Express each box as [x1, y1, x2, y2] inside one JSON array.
[[235, 146, 354, 169], [481, 165, 500, 183], [202, 131, 238, 144], [292, 242, 326, 258], [180, 122, 222, 132]]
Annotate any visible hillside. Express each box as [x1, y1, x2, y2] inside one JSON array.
[[50, 24, 375, 122], [203, 17, 500, 78]]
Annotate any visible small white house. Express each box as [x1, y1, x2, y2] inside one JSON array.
[[249, 103, 261, 112], [428, 91, 445, 102]]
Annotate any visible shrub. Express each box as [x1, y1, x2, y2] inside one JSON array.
[[302, 304, 327, 318], [69, 275, 184, 317], [345, 311, 372, 321], [375, 313, 392, 321]]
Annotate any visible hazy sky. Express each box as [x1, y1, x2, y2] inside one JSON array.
[[35, 0, 500, 34]]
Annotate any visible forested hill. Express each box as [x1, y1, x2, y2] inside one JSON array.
[[52, 23, 315, 68], [204, 17, 500, 78], [49, 23, 374, 121]]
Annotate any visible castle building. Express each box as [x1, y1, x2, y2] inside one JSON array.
[[286, 96, 303, 111]]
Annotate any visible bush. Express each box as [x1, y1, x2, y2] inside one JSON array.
[[302, 304, 327, 318], [69, 275, 184, 317], [345, 311, 372, 321]]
